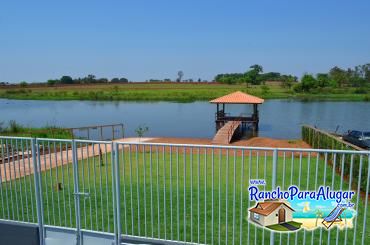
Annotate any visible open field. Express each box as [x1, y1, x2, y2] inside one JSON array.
[[0, 83, 369, 102], [0, 141, 369, 244]]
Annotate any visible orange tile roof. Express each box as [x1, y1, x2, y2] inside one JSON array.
[[210, 91, 264, 104], [249, 202, 294, 216]]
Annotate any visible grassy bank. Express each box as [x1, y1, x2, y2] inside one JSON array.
[[0, 83, 369, 102], [0, 120, 72, 139], [1, 146, 369, 244]]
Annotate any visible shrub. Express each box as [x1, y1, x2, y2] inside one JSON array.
[[302, 125, 368, 192], [354, 87, 368, 94], [9, 120, 22, 133]]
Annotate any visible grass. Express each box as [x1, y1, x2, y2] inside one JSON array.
[[0, 121, 72, 139], [0, 83, 369, 102], [0, 145, 369, 244]]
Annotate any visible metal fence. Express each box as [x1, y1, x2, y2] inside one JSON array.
[[0, 136, 369, 245]]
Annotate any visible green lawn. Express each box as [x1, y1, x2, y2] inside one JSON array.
[[0, 145, 369, 244]]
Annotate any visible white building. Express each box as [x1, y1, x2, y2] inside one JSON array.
[[249, 200, 295, 226]]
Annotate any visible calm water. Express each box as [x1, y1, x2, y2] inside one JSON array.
[[0, 99, 369, 139]]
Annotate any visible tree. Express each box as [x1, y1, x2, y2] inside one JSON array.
[[245, 64, 263, 85], [60, 76, 73, 84], [47, 79, 59, 86], [119, 78, 128, 83], [198, 78, 201, 82], [281, 75, 297, 89], [177, 71, 184, 82], [111, 78, 120, 83], [315, 209, 323, 226], [329, 66, 347, 87], [316, 73, 330, 87], [135, 125, 149, 142], [20, 81, 28, 87], [294, 74, 317, 92]]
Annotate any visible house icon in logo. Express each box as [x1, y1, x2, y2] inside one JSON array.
[[249, 199, 297, 229]]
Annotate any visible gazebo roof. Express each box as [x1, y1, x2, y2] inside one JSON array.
[[210, 91, 264, 104]]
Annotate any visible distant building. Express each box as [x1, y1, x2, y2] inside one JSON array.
[[249, 199, 295, 226]]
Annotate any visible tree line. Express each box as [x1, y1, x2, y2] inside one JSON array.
[[294, 64, 370, 92], [215, 63, 370, 92], [214, 64, 298, 88], [46, 74, 129, 86]]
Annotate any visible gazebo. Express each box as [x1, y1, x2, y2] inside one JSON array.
[[210, 91, 264, 132]]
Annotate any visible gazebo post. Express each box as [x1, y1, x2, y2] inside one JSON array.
[[253, 104, 259, 130]]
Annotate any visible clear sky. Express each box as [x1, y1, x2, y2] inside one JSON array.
[[1, 0, 370, 83]]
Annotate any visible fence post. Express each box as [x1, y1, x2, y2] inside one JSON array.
[[270, 148, 278, 245], [112, 142, 121, 245], [71, 140, 82, 245], [31, 138, 44, 245]]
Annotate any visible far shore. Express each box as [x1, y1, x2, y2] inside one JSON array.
[[0, 83, 368, 102]]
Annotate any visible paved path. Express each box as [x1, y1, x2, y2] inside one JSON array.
[[280, 222, 300, 231], [0, 138, 156, 182]]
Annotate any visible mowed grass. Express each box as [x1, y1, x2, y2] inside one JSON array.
[[0, 83, 368, 102], [0, 145, 369, 244]]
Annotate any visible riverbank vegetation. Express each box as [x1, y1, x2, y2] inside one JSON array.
[[1, 64, 369, 102], [0, 82, 369, 102], [0, 120, 72, 139]]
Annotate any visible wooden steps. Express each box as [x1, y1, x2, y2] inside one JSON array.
[[212, 120, 241, 144]]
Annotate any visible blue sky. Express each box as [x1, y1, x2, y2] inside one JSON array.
[[1, 0, 370, 83]]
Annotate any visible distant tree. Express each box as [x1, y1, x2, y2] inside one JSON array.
[[294, 74, 317, 92], [198, 78, 201, 82], [243, 64, 263, 85], [316, 73, 330, 87], [60, 76, 73, 84], [97, 78, 109, 83], [20, 81, 28, 87], [47, 79, 58, 86], [177, 71, 184, 82], [329, 66, 347, 87], [111, 78, 120, 83], [281, 75, 297, 89], [163, 78, 171, 82], [119, 78, 128, 83], [250, 64, 263, 74]]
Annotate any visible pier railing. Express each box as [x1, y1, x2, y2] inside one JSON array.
[[0, 136, 369, 245]]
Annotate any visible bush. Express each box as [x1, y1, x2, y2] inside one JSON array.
[[9, 120, 22, 133], [354, 87, 368, 94], [302, 125, 368, 192], [260, 85, 270, 95], [20, 81, 28, 87]]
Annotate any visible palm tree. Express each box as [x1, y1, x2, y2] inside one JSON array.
[[315, 209, 324, 226]]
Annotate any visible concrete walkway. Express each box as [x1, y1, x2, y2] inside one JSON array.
[[0, 138, 156, 182]]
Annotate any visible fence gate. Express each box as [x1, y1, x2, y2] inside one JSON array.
[[36, 139, 117, 245]]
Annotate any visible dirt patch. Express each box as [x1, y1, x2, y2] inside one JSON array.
[[148, 137, 311, 149]]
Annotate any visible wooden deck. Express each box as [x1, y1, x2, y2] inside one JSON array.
[[212, 120, 241, 144]]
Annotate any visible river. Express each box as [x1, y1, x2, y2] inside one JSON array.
[[1, 99, 369, 139]]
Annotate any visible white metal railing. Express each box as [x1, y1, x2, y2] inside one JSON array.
[[0, 136, 369, 245]]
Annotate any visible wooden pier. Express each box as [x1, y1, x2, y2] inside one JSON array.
[[212, 120, 242, 144]]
